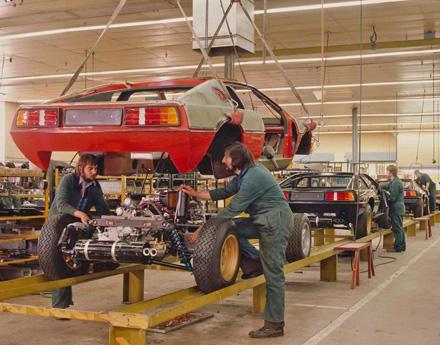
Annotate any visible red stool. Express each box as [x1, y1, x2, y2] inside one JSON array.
[[334, 242, 375, 289], [413, 217, 432, 240]]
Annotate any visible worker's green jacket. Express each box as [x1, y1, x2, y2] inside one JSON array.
[[48, 173, 110, 218], [380, 176, 405, 216], [209, 162, 291, 226], [420, 173, 436, 193]]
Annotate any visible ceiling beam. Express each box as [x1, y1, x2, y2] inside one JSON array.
[[240, 38, 440, 58]]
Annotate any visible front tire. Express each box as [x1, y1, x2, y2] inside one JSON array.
[[193, 218, 240, 293], [286, 213, 312, 262], [38, 214, 90, 280]]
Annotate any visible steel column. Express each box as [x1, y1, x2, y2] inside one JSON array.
[[122, 270, 145, 303], [320, 254, 337, 281], [224, 55, 235, 79], [252, 283, 266, 314], [109, 327, 145, 345], [352, 107, 359, 172]]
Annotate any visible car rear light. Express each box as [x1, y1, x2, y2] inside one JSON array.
[[325, 191, 355, 201], [16, 109, 59, 126], [124, 107, 179, 126], [283, 191, 290, 200], [405, 191, 417, 197], [437, 191, 440, 195]]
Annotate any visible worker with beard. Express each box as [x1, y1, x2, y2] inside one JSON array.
[[180, 142, 293, 338], [48, 154, 111, 311]]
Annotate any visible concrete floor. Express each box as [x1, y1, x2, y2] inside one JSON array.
[[1, 224, 440, 345]]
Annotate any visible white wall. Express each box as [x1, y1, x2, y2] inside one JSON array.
[[314, 132, 397, 162], [397, 132, 440, 181]]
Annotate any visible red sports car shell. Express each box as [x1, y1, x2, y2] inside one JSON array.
[[10, 79, 314, 178]]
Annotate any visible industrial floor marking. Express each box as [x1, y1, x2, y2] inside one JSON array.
[[302, 237, 440, 345]]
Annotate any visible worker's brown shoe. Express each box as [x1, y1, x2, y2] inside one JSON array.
[[249, 327, 284, 338], [249, 321, 284, 338]]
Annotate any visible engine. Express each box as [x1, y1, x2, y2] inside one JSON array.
[[58, 189, 204, 271]]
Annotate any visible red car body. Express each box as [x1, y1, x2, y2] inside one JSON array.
[[10, 78, 314, 178]]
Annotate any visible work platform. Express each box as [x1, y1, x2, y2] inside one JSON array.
[[0, 213, 438, 344]]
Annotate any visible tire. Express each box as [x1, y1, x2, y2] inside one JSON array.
[[286, 213, 311, 262], [38, 214, 90, 280], [193, 218, 240, 294], [424, 200, 430, 215], [355, 204, 372, 239], [414, 199, 423, 218]]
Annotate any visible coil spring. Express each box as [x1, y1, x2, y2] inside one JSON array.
[[169, 228, 193, 272]]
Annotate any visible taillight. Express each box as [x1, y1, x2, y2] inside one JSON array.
[[16, 109, 59, 126], [325, 191, 355, 201], [405, 190, 417, 197], [436, 191, 440, 195], [283, 191, 290, 200], [124, 107, 179, 126]]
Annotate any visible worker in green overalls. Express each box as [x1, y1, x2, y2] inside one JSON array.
[[414, 169, 436, 213], [380, 165, 405, 252], [48, 154, 111, 310], [180, 142, 293, 338]]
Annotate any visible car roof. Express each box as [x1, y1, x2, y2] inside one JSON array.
[[50, 78, 253, 103]]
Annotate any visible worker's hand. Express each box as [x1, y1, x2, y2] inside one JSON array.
[[74, 210, 90, 224], [179, 185, 196, 197], [189, 225, 203, 244]]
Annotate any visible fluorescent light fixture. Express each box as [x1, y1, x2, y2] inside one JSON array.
[[259, 79, 440, 92], [281, 97, 440, 107], [321, 121, 440, 128], [3, 48, 440, 84], [319, 128, 440, 134], [298, 112, 440, 119], [254, 0, 407, 14], [0, 0, 405, 41]]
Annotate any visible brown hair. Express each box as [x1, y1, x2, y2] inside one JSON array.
[[75, 153, 98, 177], [386, 165, 398, 177], [414, 169, 421, 175], [224, 142, 255, 171]]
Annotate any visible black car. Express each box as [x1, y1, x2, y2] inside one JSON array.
[[280, 172, 390, 239], [376, 178, 429, 217]]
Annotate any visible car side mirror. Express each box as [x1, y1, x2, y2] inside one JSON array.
[[262, 145, 279, 169], [38, 179, 48, 190]]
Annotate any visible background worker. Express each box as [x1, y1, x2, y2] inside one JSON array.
[[414, 169, 436, 213], [180, 142, 293, 339], [48, 154, 111, 310], [380, 165, 405, 252]]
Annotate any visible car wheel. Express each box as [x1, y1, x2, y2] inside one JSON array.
[[38, 214, 90, 280], [286, 213, 311, 262], [414, 199, 423, 218], [423, 200, 430, 215], [355, 204, 372, 239], [193, 218, 240, 293]]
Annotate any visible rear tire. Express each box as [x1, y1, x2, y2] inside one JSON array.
[[193, 218, 240, 293], [38, 214, 90, 280], [424, 200, 430, 216], [286, 213, 311, 262], [355, 204, 372, 239], [414, 199, 423, 218]]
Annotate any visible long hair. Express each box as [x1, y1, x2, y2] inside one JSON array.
[[75, 154, 98, 177], [224, 142, 255, 171]]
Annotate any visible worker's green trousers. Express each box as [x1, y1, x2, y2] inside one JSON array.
[[52, 287, 73, 309], [429, 188, 436, 212], [233, 206, 293, 323], [391, 213, 405, 252]]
